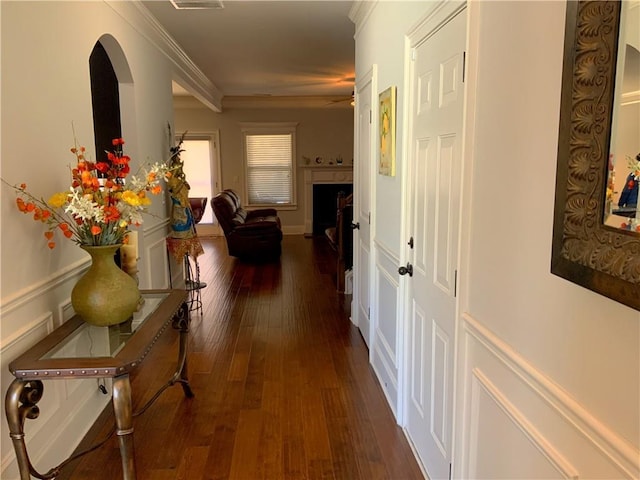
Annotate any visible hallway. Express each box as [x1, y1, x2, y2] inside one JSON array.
[[62, 235, 424, 479]]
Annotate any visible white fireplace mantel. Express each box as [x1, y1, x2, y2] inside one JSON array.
[[303, 165, 353, 235]]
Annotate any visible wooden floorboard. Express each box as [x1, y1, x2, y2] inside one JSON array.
[[59, 235, 424, 479]]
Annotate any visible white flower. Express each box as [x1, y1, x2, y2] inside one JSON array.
[[65, 188, 103, 221]]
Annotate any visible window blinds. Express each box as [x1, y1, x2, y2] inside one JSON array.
[[246, 133, 292, 205]]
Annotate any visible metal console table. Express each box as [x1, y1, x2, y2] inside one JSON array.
[[4, 289, 193, 480]]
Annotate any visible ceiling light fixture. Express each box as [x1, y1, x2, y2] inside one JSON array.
[[170, 0, 224, 10]]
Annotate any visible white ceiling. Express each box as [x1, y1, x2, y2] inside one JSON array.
[[141, 0, 355, 102]]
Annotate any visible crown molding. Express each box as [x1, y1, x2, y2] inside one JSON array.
[[349, 1, 377, 38], [221, 95, 354, 110], [105, 0, 223, 112]]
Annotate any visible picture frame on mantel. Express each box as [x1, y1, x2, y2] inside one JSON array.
[[551, 0, 640, 311], [378, 86, 396, 177]]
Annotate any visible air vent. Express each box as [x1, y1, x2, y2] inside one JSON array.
[[170, 0, 224, 9]]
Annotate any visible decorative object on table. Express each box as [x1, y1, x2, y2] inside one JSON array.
[[168, 131, 202, 244], [336, 155, 343, 165], [120, 231, 146, 311], [378, 86, 397, 177], [72, 244, 140, 326], [165, 129, 206, 313], [315, 156, 323, 165], [4, 136, 172, 326], [120, 231, 139, 279]]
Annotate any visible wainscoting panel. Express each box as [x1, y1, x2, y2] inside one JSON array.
[[356, 241, 370, 331], [0, 232, 173, 479], [0, 309, 110, 479], [456, 314, 640, 479], [138, 221, 172, 289], [147, 235, 172, 289], [371, 242, 400, 415]]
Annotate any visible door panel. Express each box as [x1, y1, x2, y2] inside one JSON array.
[[354, 70, 374, 348], [405, 9, 466, 480]]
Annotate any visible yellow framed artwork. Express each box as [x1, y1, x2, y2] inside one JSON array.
[[378, 86, 396, 176]]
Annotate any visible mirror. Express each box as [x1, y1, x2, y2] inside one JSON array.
[[604, 2, 640, 231], [552, 0, 640, 311]]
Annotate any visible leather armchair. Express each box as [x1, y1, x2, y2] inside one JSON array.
[[188, 197, 208, 224], [211, 189, 282, 260]]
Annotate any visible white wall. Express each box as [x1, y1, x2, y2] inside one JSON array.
[[351, 0, 431, 417], [174, 103, 354, 232], [457, 2, 639, 477], [353, 1, 428, 253], [1, 2, 177, 477], [353, 1, 640, 478]]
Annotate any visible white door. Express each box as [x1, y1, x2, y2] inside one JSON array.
[[180, 132, 222, 236], [353, 67, 375, 348], [404, 8, 466, 479]]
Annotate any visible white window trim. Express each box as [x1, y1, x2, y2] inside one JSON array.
[[240, 122, 298, 209]]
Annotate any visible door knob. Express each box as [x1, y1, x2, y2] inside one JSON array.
[[351, 222, 360, 230], [398, 263, 413, 277]]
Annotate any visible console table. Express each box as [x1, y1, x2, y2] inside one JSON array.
[[5, 289, 193, 480]]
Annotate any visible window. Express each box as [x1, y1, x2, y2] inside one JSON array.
[[242, 123, 297, 207]]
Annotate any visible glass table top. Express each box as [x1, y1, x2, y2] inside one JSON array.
[[8, 289, 187, 379], [41, 291, 169, 361]]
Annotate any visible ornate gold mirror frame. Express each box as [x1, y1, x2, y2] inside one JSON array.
[[552, 0, 640, 311]]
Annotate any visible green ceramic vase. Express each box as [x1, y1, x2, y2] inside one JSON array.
[[71, 244, 140, 327]]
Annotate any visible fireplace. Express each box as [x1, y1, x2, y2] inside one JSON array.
[[303, 166, 353, 236], [313, 183, 353, 235]]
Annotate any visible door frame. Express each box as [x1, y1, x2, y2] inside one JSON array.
[[352, 64, 377, 351], [178, 130, 222, 236], [398, 0, 468, 462]]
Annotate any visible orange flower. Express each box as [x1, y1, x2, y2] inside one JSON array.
[[103, 206, 120, 222], [6, 135, 170, 248], [96, 162, 110, 174], [16, 198, 26, 212], [47, 241, 56, 249], [81, 170, 93, 187]]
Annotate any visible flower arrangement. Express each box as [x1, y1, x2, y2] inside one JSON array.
[[3, 138, 172, 248]]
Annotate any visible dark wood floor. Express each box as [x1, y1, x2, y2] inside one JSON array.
[[62, 236, 424, 479]]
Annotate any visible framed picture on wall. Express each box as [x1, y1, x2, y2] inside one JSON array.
[[378, 86, 396, 177]]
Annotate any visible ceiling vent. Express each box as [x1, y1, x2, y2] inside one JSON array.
[[170, 0, 224, 9]]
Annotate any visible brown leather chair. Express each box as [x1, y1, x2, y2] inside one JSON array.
[[188, 197, 208, 224], [211, 189, 282, 260]]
